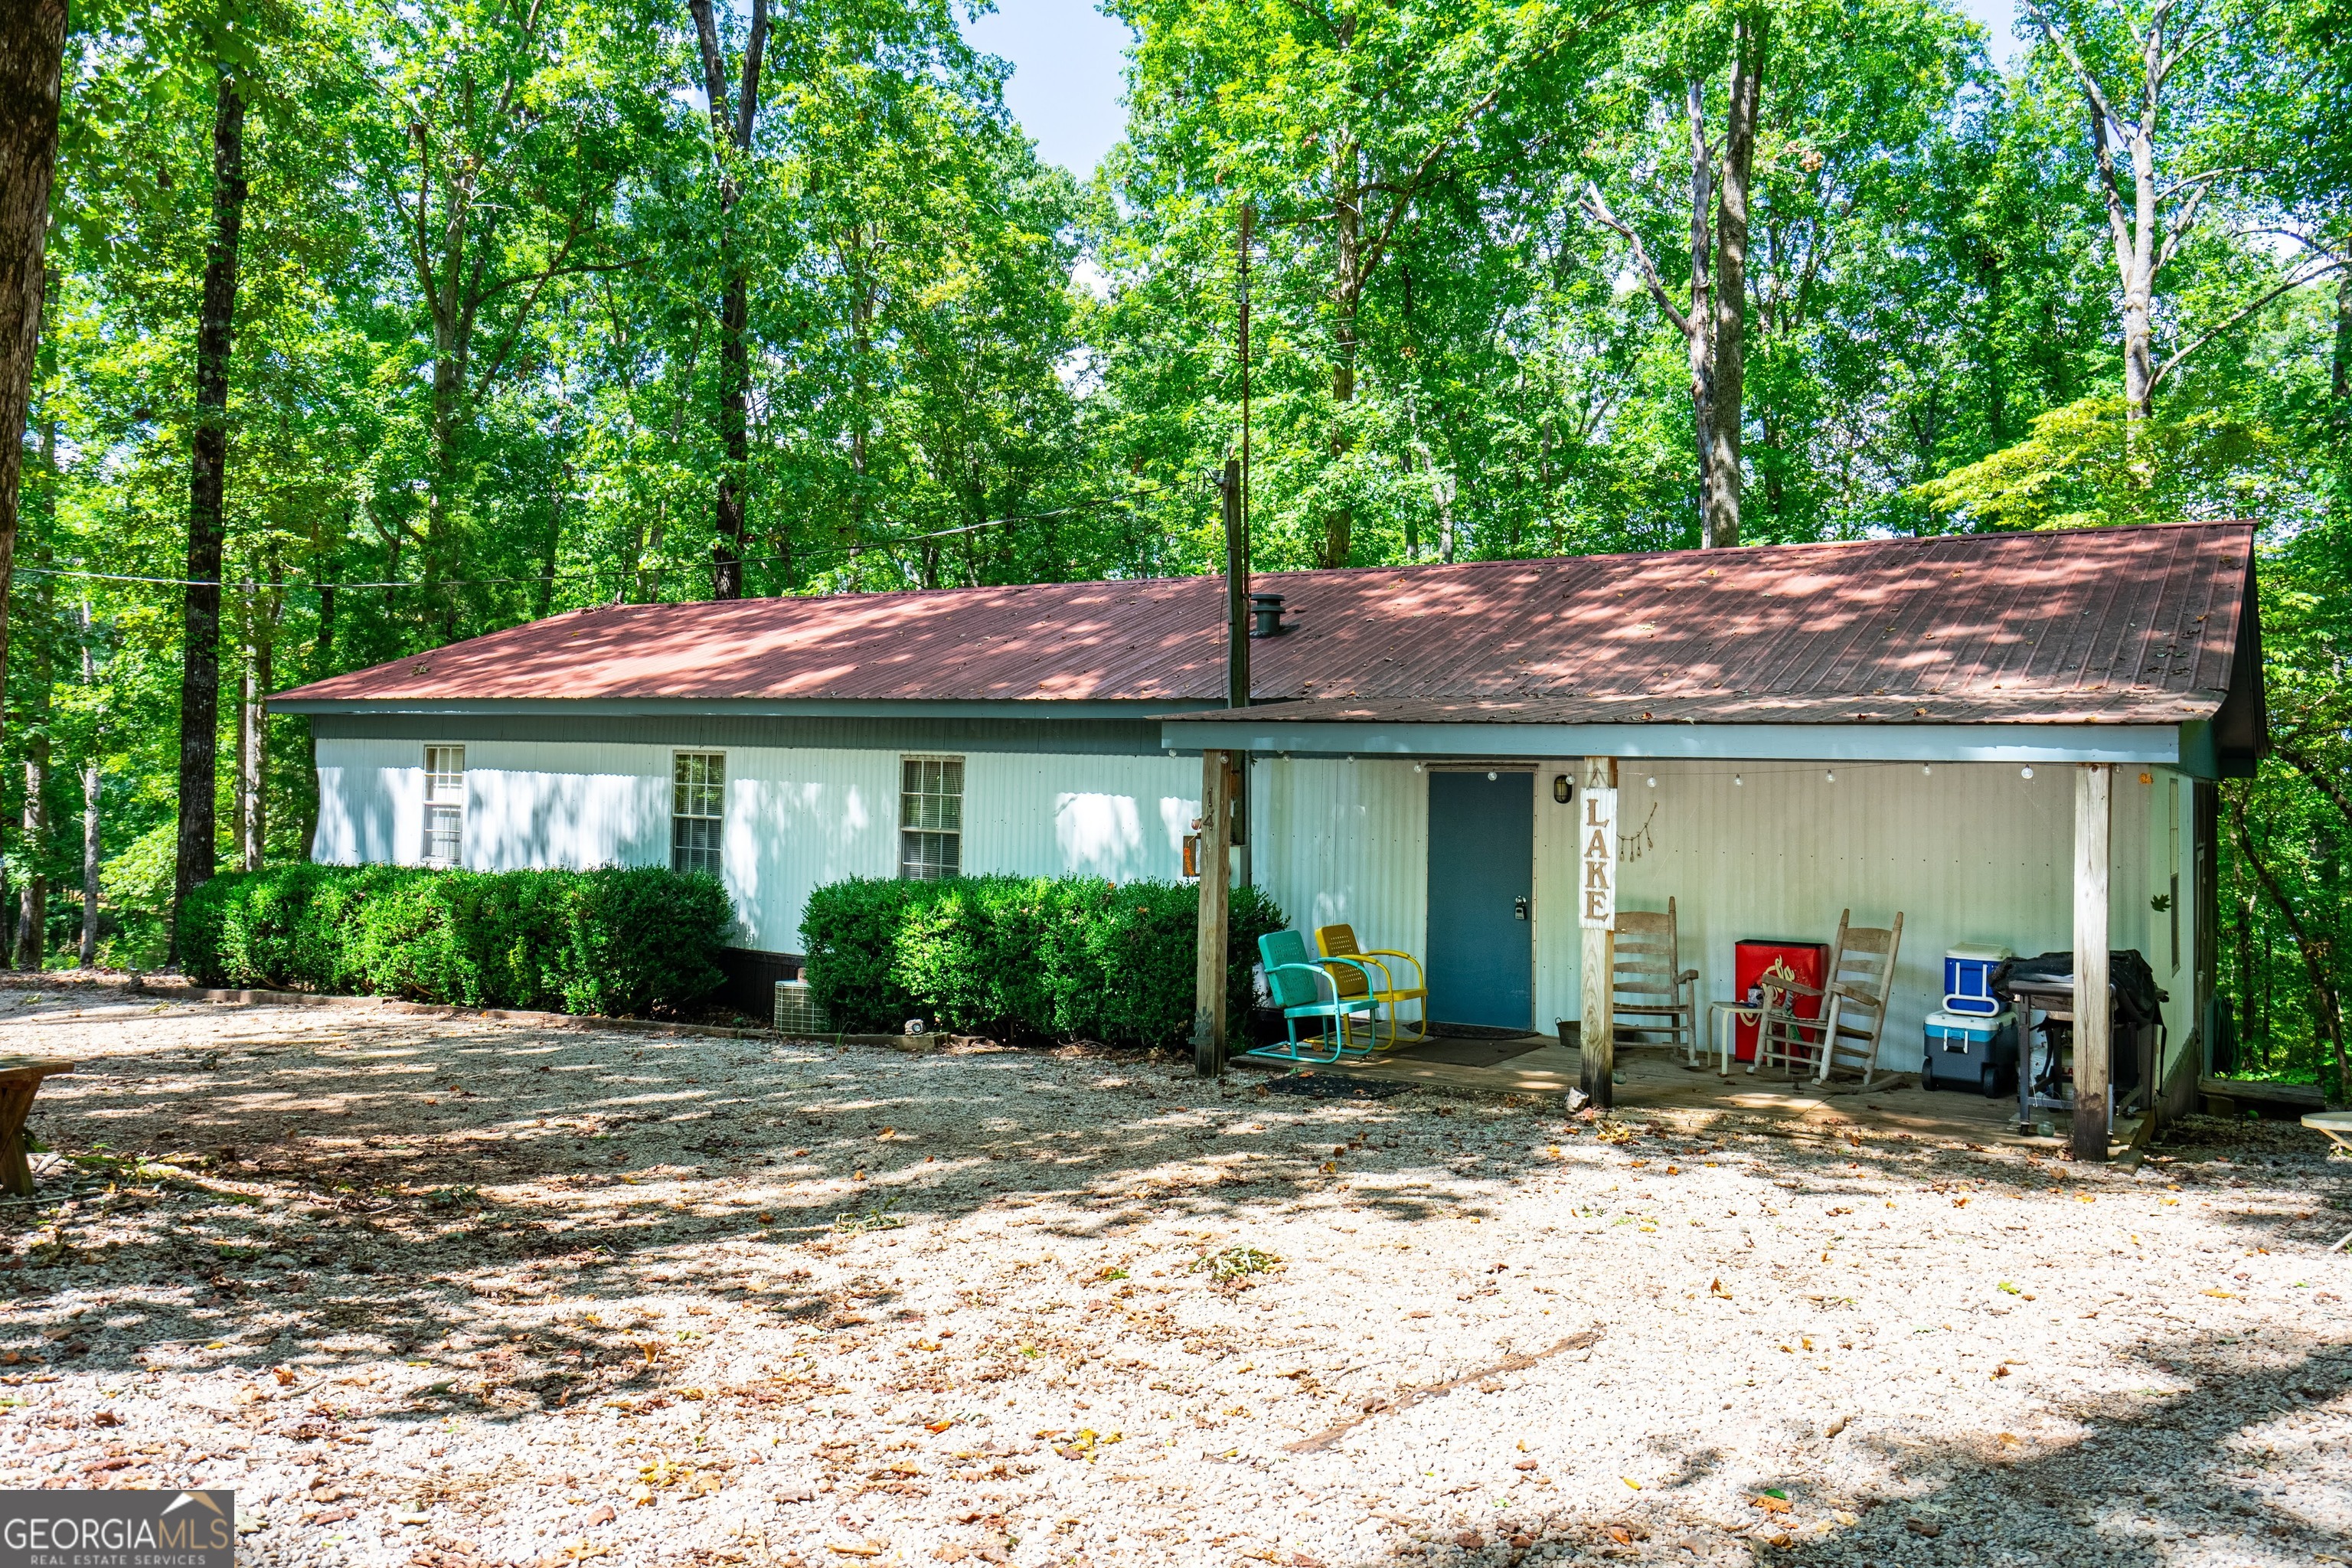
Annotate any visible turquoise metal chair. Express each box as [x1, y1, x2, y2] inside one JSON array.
[[1249, 929, 1383, 1063]]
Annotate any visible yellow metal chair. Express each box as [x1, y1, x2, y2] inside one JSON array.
[[1315, 924, 1429, 1046]]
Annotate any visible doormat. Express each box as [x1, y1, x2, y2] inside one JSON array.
[[1392, 1035, 1547, 1069], [1262, 1072, 1411, 1101]]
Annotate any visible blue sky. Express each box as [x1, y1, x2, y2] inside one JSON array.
[[959, 0, 2030, 178]]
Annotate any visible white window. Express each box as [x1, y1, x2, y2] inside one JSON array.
[[672, 752, 725, 877], [423, 746, 466, 867], [900, 756, 963, 880]]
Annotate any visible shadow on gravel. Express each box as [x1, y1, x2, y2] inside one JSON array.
[[4, 1001, 2347, 1449], [1750, 1334, 2352, 1567]]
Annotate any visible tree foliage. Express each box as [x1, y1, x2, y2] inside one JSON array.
[[12, 0, 2351, 1086]]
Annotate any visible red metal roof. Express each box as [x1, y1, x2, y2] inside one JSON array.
[[273, 522, 2256, 726]]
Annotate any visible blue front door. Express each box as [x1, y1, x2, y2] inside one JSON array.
[[1426, 770, 1534, 1031]]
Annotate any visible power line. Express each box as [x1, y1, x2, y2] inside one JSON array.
[[16, 501, 1119, 593]]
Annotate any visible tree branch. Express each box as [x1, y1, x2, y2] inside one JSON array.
[[1580, 181, 1694, 339], [2152, 257, 2348, 388], [2272, 737, 2352, 833]]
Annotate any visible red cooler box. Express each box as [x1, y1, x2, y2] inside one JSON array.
[[1733, 939, 1831, 1063]]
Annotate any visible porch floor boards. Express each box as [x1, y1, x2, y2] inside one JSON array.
[[1250, 1039, 2108, 1150]]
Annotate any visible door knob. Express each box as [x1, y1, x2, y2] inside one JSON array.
[[1514, 897, 1530, 921]]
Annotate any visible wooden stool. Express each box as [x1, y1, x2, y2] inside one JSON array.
[[0, 1057, 75, 1197]]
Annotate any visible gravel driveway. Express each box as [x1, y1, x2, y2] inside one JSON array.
[[0, 982, 2346, 1568]]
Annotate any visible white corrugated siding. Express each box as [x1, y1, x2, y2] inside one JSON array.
[[313, 740, 1208, 954], [469, 742, 671, 872], [1250, 757, 1428, 964], [962, 753, 1202, 885], [315, 737, 2188, 1074], [312, 737, 426, 867]]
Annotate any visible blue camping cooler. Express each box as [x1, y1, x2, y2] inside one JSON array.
[[1942, 943, 2012, 1017]]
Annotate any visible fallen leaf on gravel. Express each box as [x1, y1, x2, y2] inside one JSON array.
[[1514, 1459, 1537, 1471], [311, 1508, 356, 1524], [1606, 1527, 1631, 1545], [827, 1545, 884, 1558], [1751, 1495, 1792, 1514], [2203, 1289, 2237, 1298], [1621, 1476, 1641, 1489], [1454, 1532, 1484, 1550], [932, 1548, 969, 1563], [1905, 1519, 1943, 1538], [1370, 1511, 1419, 1527], [585, 1504, 615, 1524], [1710, 1279, 1732, 1298]]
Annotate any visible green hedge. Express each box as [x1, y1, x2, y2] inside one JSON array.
[[800, 875, 1285, 1048], [178, 863, 734, 1016]]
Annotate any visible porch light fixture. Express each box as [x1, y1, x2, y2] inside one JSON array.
[[1824, 770, 1837, 783], [1921, 764, 1933, 776], [1645, 776, 1658, 788], [1486, 770, 1498, 781], [2020, 766, 2035, 779], [1552, 773, 1570, 802], [1733, 773, 1743, 786]]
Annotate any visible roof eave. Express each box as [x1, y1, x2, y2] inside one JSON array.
[[270, 694, 1228, 722], [1157, 717, 2210, 770]]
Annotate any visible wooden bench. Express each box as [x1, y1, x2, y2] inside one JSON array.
[[0, 1057, 74, 1197]]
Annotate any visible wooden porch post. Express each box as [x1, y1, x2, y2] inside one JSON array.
[[2073, 763, 2112, 1160], [1579, 755, 1618, 1109], [1194, 748, 1232, 1078]]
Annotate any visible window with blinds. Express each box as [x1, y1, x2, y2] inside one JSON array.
[[672, 752, 726, 877], [423, 746, 466, 867], [900, 756, 963, 880]]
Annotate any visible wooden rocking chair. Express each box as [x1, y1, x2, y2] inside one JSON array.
[[1755, 910, 1905, 1086], [1612, 898, 1700, 1065]]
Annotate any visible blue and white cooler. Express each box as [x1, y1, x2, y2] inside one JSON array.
[[1942, 943, 2013, 1017], [1921, 1008, 2018, 1096]]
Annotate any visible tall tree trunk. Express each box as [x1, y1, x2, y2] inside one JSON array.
[[690, 0, 768, 601], [14, 417, 53, 971], [78, 599, 96, 969], [175, 70, 247, 952], [537, 462, 567, 618], [1683, 79, 1716, 524], [0, 0, 65, 780], [1703, 13, 1766, 550], [2230, 794, 2348, 1102], [237, 585, 265, 871], [1325, 124, 1361, 570], [2331, 266, 2351, 411], [303, 539, 336, 861]]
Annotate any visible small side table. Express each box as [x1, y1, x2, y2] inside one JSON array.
[[2302, 1110, 2352, 1253], [0, 1057, 75, 1197], [1705, 1001, 1759, 1078]]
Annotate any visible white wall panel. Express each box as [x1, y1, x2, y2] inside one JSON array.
[[312, 737, 423, 866], [961, 753, 1200, 885], [1252, 758, 1426, 965], [723, 748, 900, 951], [467, 743, 670, 874]]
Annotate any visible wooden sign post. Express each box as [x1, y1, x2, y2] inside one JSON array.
[[1193, 748, 1233, 1078], [1578, 756, 1619, 1108]]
